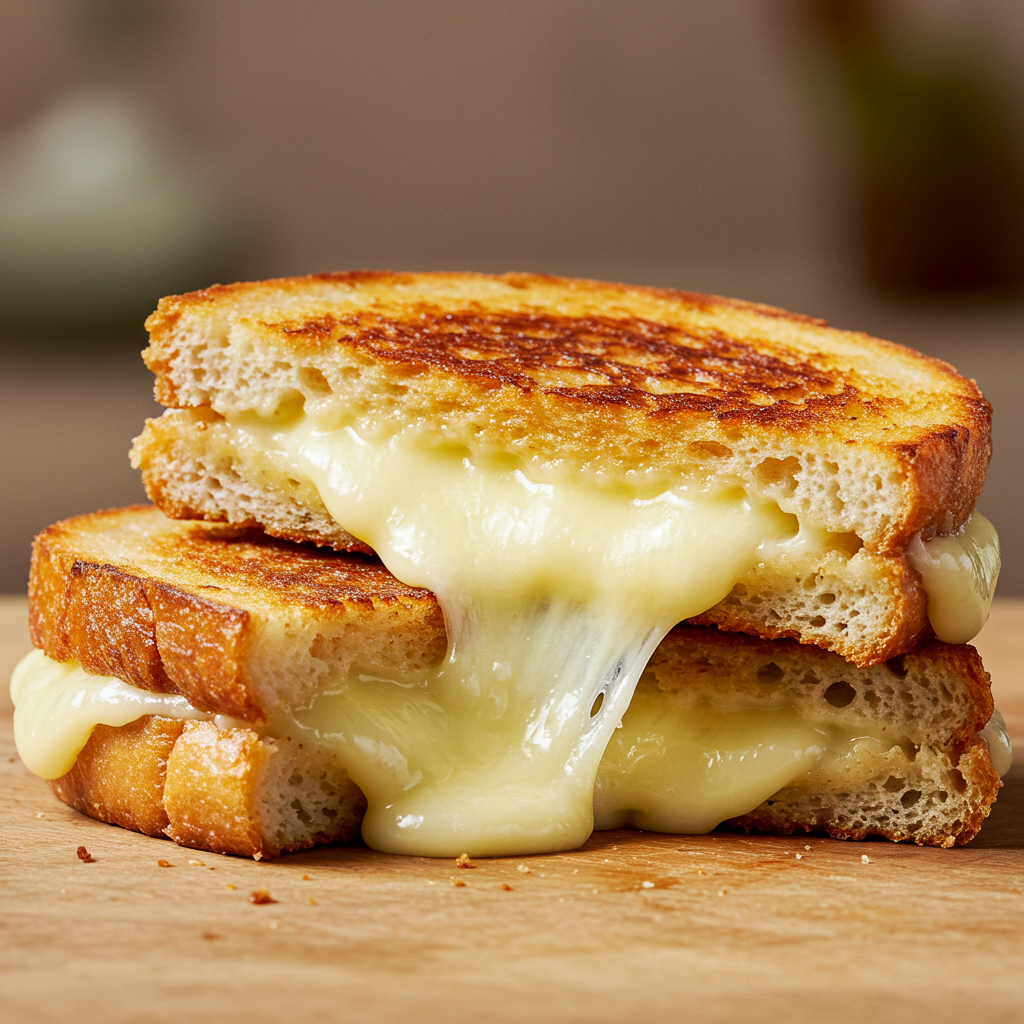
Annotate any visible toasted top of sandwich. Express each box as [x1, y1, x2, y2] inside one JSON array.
[[143, 271, 990, 550]]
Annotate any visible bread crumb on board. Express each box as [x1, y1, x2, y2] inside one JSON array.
[[249, 888, 277, 904], [76, 846, 95, 863], [157, 859, 172, 868], [455, 853, 476, 869]]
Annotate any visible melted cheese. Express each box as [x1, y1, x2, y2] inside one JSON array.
[[979, 710, 1013, 777], [221, 412, 821, 855], [10, 650, 214, 778], [594, 696, 828, 833], [13, 654, 1011, 838], [10, 652, 931, 836], [908, 513, 1000, 644]]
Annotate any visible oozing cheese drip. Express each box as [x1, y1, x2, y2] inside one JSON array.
[[10, 650, 213, 778], [909, 513, 1000, 644], [223, 412, 813, 855]]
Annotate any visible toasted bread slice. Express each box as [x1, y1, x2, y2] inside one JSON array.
[[131, 272, 991, 665], [140, 272, 989, 550], [52, 716, 365, 858], [28, 506, 1002, 852], [30, 505, 446, 722]]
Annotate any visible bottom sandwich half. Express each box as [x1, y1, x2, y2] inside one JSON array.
[[14, 506, 1010, 859]]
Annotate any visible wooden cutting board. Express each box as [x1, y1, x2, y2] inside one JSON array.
[[2, 595, 1021, 1024]]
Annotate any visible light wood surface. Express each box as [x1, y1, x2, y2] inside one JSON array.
[[2, 595, 1022, 1024]]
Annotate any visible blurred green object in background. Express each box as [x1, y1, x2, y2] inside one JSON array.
[[804, 0, 1024, 298], [0, 87, 238, 338]]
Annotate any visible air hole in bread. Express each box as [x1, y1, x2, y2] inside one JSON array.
[[809, 615, 826, 628], [756, 662, 784, 683], [883, 775, 905, 792], [753, 456, 800, 496], [864, 689, 880, 709], [800, 673, 819, 686], [820, 592, 836, 605], [949, 769, 968, 794], [886, 655, 908, 678], [290, 798, 312, 825], [687, 440, 733, 459], [824, 681, 856, 707], [298, 366, 333, 397], [900, 789, 922, 808]]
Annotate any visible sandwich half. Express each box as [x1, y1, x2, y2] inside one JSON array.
[[123, 272, 1002, 855], [12, 507, 1008, 859]]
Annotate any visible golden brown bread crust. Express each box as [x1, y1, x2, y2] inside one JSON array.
[[141, 271, 992, 550], [30, 506, 446, 721], [52, 716, 366, 859], [51, 716, 184, 838]]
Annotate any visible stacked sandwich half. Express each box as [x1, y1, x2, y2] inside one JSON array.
[[12, 272, 1011, 858]]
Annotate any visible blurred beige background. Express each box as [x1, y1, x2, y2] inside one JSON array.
[[1, 0, 1022, 593]]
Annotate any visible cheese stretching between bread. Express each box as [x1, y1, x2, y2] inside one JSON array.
[[125, 273, 1000, 855]]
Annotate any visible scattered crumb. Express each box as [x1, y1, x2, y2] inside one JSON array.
[[249, 888, 276, 905], [450, 877, 466, 887], [455, 853, 476, 869], [501, 883, 513, 891], [641, 881, 655, 889], [201, 933, 221, 941], [209, 867, 216, 871], [697, 868, 704, 875], [188, 859, 205, 867], [516, 864, 531, 874], [76, 846, 95, 863], [157, 860, 172, 868], [268, 920, 278, 930], [572, 869, 578, 874], [861, 854, 871, 864], [718, 889, 727, 896], [253, 852, 263, 862], [302, 874, 311, 881], [309, 898, 318, 906], [7, 757, 14, 763], [558, 897, 565, 903], [592, 888, 599, 895], [226, 884, 237, 890], [35, 812, 45, 819], [804, 845, 811, 851], [795, 853, 803, 860], [425, 880, 437, 886]]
